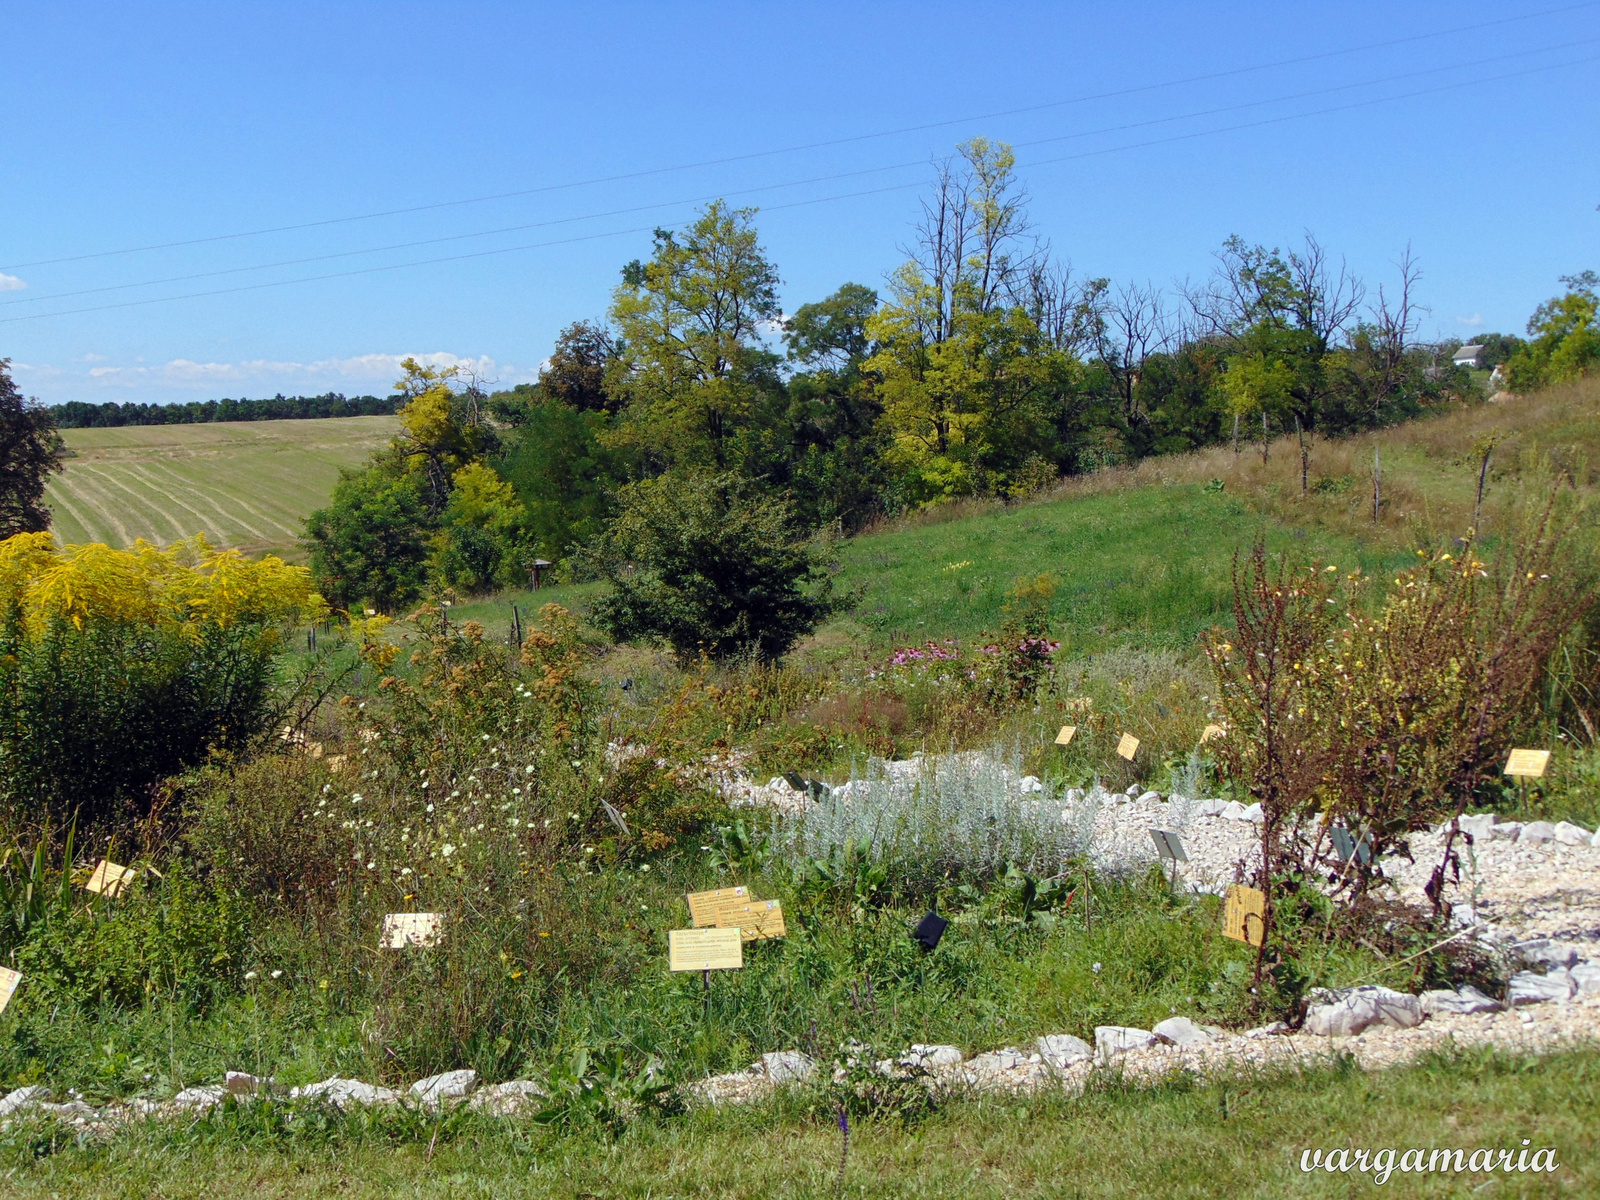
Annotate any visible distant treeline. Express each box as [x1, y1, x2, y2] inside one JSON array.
[[49, 392, 403, 428]]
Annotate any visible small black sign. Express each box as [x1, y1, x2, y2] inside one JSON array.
[[912, 911, 948, 951]]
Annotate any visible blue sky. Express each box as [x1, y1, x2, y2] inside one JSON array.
[[2, 1, 1597, 405]]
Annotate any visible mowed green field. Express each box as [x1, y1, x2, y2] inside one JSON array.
[[834, 487, 1408, 652], [45, 416, 400, 559]]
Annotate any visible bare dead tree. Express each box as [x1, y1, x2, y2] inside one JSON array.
[[1286, 233, 1366, 354], [1362, 245, 1426, 422], [1099, 281, 1177, 424], [1012, 258, 1108, 357]]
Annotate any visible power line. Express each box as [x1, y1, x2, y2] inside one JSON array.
[[5, 49, 1595, 327], [7, 37, 1592, 310], [6, 49, 1593, 326], [3, 0, 1595, 273]]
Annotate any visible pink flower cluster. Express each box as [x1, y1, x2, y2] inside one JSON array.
[[978, 636, 1061, 658], [887, 640, 961, 667]]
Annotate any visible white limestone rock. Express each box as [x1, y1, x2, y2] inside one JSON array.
[[1570, 963, 1600, 996], [1019, 775, 1044, 794], [171, 1085, 226, 1110], [288, 1077, 400, 1108], [410, 1069, 477, 1105], [757, 1051, 815, 1084], [1508, 970, 1575, 1006], [1035, 1034, 1093, 1067], [1419, 985, 1503, 1015], [1488, 821, 1524, 840], [0, 1085, 48, 1118], [1095, 1026, 1159, 1057], [1455, 814, 1498, 839], [1240, 803, 1264, 822], [1518, 821, 1556, 844], [1552, 821, 1592, 845], [1304, 986, 1422, 1037], [900, 1044, 963, 1070], [1152, 1017, 1213, 1049], [468, 1080, 547, 1115], [1196, 799, 1228, 817], [1513, 939, 1579, 970], [967, 1047, 1030, 1073]]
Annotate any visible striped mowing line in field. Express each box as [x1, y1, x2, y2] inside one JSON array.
[[124, 461, 286, 542], [121, 462, 263, 542], [138, 453, 324, 533], [43, 480, 103, 546], [52, 466, 139, 546], [72, 463, 197, 545]]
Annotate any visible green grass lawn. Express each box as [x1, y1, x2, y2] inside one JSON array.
[[6, 1048, 1592, 1198], [833, 484, 1405, 652], [405, 485, 1407, 660], [46, 417, 400, 560]]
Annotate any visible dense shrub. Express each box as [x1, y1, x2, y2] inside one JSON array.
[[585, 472, 845, 662], [0, 534, 322, 832], [10, 866, 249, 1010]]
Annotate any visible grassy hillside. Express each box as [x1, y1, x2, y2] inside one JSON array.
[[834, 486, 1402, 653], [44, 416, 400, 560], [446, 381, 1600, 657]]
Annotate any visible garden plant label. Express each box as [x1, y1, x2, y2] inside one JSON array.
[[669, 927, 744, 971]]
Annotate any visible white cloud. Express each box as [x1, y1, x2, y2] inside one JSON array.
[[0, 273, 25, 292], [12, 351, 538, 402], [1454, 313, 1485, 328]]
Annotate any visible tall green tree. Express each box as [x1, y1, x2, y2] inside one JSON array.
[[864, 140, 1077, 503], [0, 360, 66, 537], [1507, 271, 1600, 390], [305, 359, 524, 609], [607, 202, 783, 471], [768, 282, 891, 530], [1187, 235, 1364, 435]]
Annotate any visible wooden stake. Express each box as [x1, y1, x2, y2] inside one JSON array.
[[1296, 416, 1308, 497]]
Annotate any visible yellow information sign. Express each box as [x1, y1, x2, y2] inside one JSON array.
[[0, 966, 19, 1016], [686, 886, 750, 928], [1223, 885, 1266, 947], [380, 912, 445, 949], [84, 859, 136, 899], [1054, 725, 1077, 747], [669, 927, 744, 972], [722, 899, 786, 941], [1201, 723, 1226, 744], [1117, 733, 1140, 761], [1503, 749, 1551, 779]]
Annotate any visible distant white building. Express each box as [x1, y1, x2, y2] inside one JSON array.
[[1453, 344, 1486, 368]]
